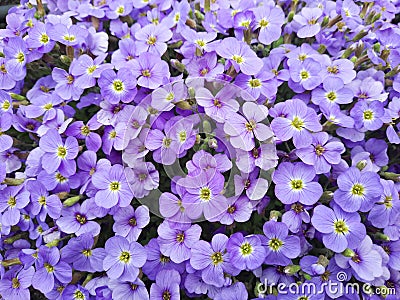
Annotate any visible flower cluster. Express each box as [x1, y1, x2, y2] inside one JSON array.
[[0, 0, 399, 299]]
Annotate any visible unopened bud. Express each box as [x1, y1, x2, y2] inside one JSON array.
[[63, 195, 82, 207], [202, 120, 212, 133], [269, 210, 281, 221], [60, 55, 71, 65], [288, 11, 295, 22], [194, 10, 204, 21], [284, 265, 301, 275], [356, 160, 368, 171], [208, 138, 218, 149], [342, 248, 355, 257]]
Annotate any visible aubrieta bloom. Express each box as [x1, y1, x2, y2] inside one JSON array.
[[98, 68, 137, 104], [39, 129, 78, 176], [227, 232, 266, 270], [334, 167, 383, 212], [0, 185, 30, 226], [216, 37, 263, 75], [131, 52, 170, 89], [311, 204, 366, 253], [103, 236, 147, 282], [149, 269, 181, 300], [157, 220, 201, 263], [31, 246, 72, 294], [262, 220, 301, 266], [190, 233, 240, 288], [0, 266, 34, 300], [271, 99, 322, 148], [224, 102, 273, 151], [92, 164, 133, 209], [112, 205, 150, 242], [272, 162, 323, 205], [293, 7, 323, 38]]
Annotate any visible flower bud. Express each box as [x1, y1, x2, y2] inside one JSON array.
[[284, 265, 301, 275], [356, 160, 368, 171], [342, 248, 355, 257], [63, 195, 82, 207]]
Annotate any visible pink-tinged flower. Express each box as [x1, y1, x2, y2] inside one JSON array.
[[216, 37, 263, 75], [271, 99, 322, 148], [224, 102, 273, 151], [135, 24, 172, 56], [131, 52, 170, 89]]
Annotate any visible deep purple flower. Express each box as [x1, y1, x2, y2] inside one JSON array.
[[103, 235, 147, 282], [311, 204, 366, 252], [56, 201, 101, 236], [113, 205, 150, 242], [157, 220, 201, 263]]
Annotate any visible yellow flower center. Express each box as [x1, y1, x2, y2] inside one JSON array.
[[291, 116, 304, 130], [351, 183, 364, 196], [211, 251, 224, 265], [199, 187, 211, 201], [259, 19, 269, 27], [80, 125, 90, 136], [232, 55, 244, 64], [249, 78, 261, 88], [363, 110, 374, 120], [326, 91, 337, 102], [268, 238, 283, 251], [290, 179, 304, 190], [110, 181, 121, 191], [40, 34, 49, 44], [113, 80, 124, 92], [7, 197, 16, 207], [333, 219, 349, 234], [119, 251, 131, 263], [176, 233, 185, 243], [57, 146, 67, 158], [147, 36, 157, 45], [44, 263, 54, 273], [16, 52, 25, 63], [315, 145, 325, 156], [38, 196, 46, 206], [12, 278, 20, 289], [75, 213, 87, 225], [82, 249, 92, 257], [142, 69, 151, 77], [240, 242, 253, 256]]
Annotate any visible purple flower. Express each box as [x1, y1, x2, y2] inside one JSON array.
[[335, 236, 383, 282], [62, 285, 90, 300], [190, 233, 240, 287], [131, 52, 170, 89], [350, 100, 385, 131], [0, 57, 17, 89], [113, 205, 150, 242], [26, 180, 62, 222], [70, 53, 112, 89], [282, 203, 311, 233], [56, 201, 101, 236], [214, 282, 248, 300], [126, 162, 159, 198], [319, 58, 356, 84], [0, 185, 30, 226], [224, 102, 273, 151], [219, 195, 253, 225], [262, 220, 301, 266], [61, 233, 106, 272], [135, 24, 172, 56], [296, 132, 345, 174], [227, 233, 265, 270], [39, 129, 78, 176], [253, 5, 285, 45], [145, 128, 179, 165], [178, 170, 228, 221], [157, 220, 201, 263], [48, 23, 87, 47], [31, 246, 72, 294], [92, 164, 133, 209], [52, 67, 84, 101], [216, 37, 263, 75], [271, 99, 322, 148], [196, 86, 239, 123], [103, 235, 147, 282], [26, 22, 55, 53], [289, 58, 322, 91], [334, 167, 383, 212], [272, 162, 323, 205], [98, 68, 137, 104], [311, 204, 366, 252], [293, 7, 323, 38], [0, 266, 34, 300], [368, 179, 400, 228], [4, 37, 28, 81], [150, 270, 181, 300], [111, 38, 136, 70], [234, 170, 269, 201], [109, 277, 149, 300], [0, 113, 14, 153], [142, 238, 185, 281], [311, 78, 354, 109]]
